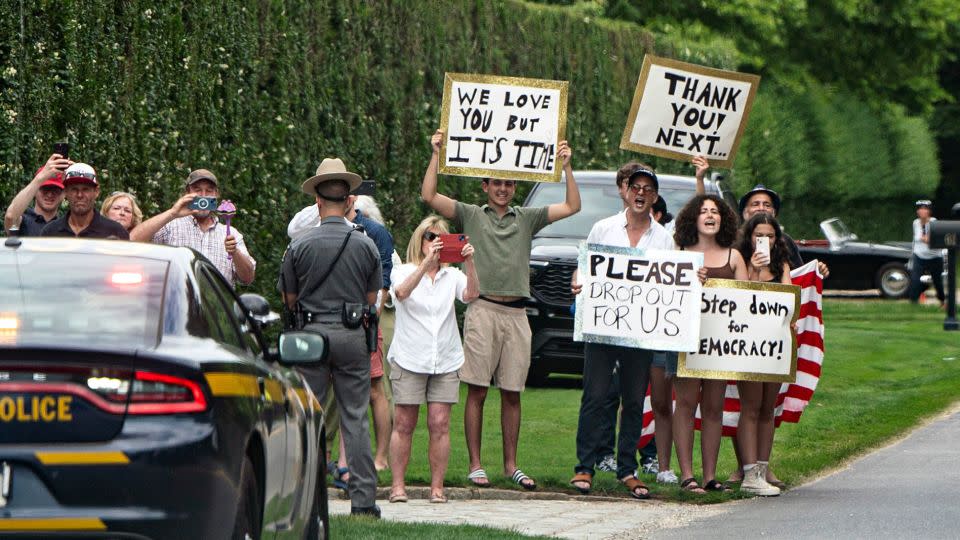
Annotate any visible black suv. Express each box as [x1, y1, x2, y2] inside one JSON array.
[[523, 171, 736, 383]]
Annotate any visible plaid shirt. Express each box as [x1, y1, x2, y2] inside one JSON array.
[[154, 216, 256, 287]]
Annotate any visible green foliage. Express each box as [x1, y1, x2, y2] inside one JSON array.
[[0, 0, 942, 307]]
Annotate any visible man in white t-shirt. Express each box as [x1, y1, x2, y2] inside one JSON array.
[[568, 164, 675, 499], [909, 199, 945, 306]]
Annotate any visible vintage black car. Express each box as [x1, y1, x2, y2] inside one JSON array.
[[796, 218, 930, 299], [0, 237, 330, 539], [523, 171, 736, 383]]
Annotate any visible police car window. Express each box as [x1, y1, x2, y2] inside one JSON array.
[[0, 251, 166, 349], [199, 265, 262, 356], [196, 267, 245, 351]]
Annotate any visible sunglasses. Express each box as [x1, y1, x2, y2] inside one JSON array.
[[423, 231, 441, 242]]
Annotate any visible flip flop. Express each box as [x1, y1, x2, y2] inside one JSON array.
[[680, 477, 706, 494], [510, 469, 536, 491], [467, 468, 490, 487], [703, 479, 733, 492], [430, 493, 448, 503], [622, 476, 650, 500], [570, 472, 593, 494], [388, 491, 408, 503]]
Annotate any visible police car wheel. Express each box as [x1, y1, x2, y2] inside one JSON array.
[[232, 456, 262, 540]]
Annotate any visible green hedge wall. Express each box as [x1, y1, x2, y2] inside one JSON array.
[[0, 0, 939, 301]]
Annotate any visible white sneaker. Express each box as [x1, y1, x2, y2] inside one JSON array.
[[595, 454, 616, 473], [740, 465, 780, 496], [656, 470, 679, 484], [640, 458, 659, 475]]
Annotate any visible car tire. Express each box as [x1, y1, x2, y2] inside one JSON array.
[[307, 428, 330, 540], [231, 456, 261, 540], [876, 262, 910, 299]]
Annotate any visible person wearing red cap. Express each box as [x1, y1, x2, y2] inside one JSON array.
[[3, 153, 69, 236], [39, 163, 129, 239]]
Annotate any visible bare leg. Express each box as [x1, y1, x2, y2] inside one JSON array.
[[650, 366, 674, 472], [758, 382, 782, 483], [500, 389, 522, 475], [389, 404, 419, 497], [427, 402, 452, 497], [736, 381, 763, 468], [464, 383, 489, 484], [699, 379, 727, 483], [337, 427, 349, 483], [370, 376, 392, 470], [672, 377, 701, 482]]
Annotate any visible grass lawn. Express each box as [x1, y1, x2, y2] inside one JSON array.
[[336, 300, 959, 536], [359, 299, 960, 503]]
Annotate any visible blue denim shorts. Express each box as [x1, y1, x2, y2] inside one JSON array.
[[652, 351, 679, 377]]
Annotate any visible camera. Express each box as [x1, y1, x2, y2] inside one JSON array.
[[189, 196, 217, 211]]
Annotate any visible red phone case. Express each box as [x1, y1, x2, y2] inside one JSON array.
[[438, 234, 466, 263]]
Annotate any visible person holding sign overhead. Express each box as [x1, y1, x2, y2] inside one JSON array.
[[421, 128, 580, 490], [568, 163, 675, 499], [733, 213, 793, 496], [672, 193, 748, 493]]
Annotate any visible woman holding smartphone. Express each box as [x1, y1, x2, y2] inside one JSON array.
[[734, 213, 792, 496], [387, 215, 479, 504], [672, 194, 748, 493]]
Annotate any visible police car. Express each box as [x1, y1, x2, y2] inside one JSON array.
[[0, 237, 329, 539]]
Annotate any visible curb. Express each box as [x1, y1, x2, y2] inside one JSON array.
[[329, 485, 629, 503]]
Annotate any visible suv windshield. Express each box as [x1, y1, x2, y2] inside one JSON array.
[[526, 182, 700, 238], [0, 251, 167, 349]]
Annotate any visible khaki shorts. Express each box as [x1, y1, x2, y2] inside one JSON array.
[[460, 299, 531, 392], [389, 361, 460, 405]]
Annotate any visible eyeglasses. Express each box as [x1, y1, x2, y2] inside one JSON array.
[[627, 184, 657, 194], [423, 231, 440, 242]]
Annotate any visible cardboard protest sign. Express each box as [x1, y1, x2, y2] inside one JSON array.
[[679, 279, 800, 382], [620, 55, 760, 168], [574, 243, 703, 352], [439, 73, 568, 182]]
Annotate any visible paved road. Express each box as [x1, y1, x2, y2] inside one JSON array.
[[655, 409, 960, 540], [332, 408, 960, 539]]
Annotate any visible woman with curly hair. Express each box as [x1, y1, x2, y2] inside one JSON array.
[[732, 213, 792, 496], [100, 191, 143, 232], [672, 194, 747, 493]]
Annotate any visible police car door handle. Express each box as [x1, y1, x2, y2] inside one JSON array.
[[257, 377, 266, 402]]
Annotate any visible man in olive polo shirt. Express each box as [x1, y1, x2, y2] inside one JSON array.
[[420, 128, 581, 490]]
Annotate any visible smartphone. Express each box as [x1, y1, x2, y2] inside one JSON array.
[[188, 196, 218, 211], [438, 233, 467, 263], [53, 141, 69, 159], [755, 236, 770, 259]]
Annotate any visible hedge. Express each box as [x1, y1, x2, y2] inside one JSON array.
[[0, 0, 939, 302]]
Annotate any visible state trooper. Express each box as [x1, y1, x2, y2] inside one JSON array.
[[278, 158, 382, 518]]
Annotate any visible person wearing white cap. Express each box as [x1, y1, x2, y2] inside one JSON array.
[[130, 168, 256, 287], [39, 163, 129, 239], [909, 199, 945, 306]]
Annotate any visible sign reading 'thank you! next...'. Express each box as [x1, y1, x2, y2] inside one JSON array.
[[439, 73, 568, 183], [679, 279, 800, 382], [574, 243, 704, 352], [620, 55, 760, 168]]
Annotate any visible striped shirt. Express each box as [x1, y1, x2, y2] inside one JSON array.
[[153, 216, 256, 287]]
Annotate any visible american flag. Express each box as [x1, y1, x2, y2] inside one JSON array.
[[638, 259, 825, 447]]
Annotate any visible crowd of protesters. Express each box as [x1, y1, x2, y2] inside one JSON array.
[[7, 140, 944, 514]]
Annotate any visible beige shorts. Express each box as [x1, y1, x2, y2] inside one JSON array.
[[389, 361, 460, 405], [459, 299, 532, 392]]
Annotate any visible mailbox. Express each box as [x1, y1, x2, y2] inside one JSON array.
[[929, 221, 960, 249]]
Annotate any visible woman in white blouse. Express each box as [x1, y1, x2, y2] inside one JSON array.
[[387, 215, 479, 503]]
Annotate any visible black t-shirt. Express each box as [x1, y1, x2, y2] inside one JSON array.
[[6, 207, 59, 237], [783, 233, 804, 269], [40, 211, 130, 239]]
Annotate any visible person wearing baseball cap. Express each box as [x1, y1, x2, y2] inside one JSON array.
[[910, 199, 945, 306], [3, 153, 70, 236], [39, 163, 129, 239], [130, 168, 255, 287]]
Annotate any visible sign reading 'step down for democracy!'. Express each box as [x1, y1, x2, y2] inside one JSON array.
[[620, 56, 760, 168], [679, 279, 800, 382], [574, 243, 704, 352], [440, 73, 568, 183]]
